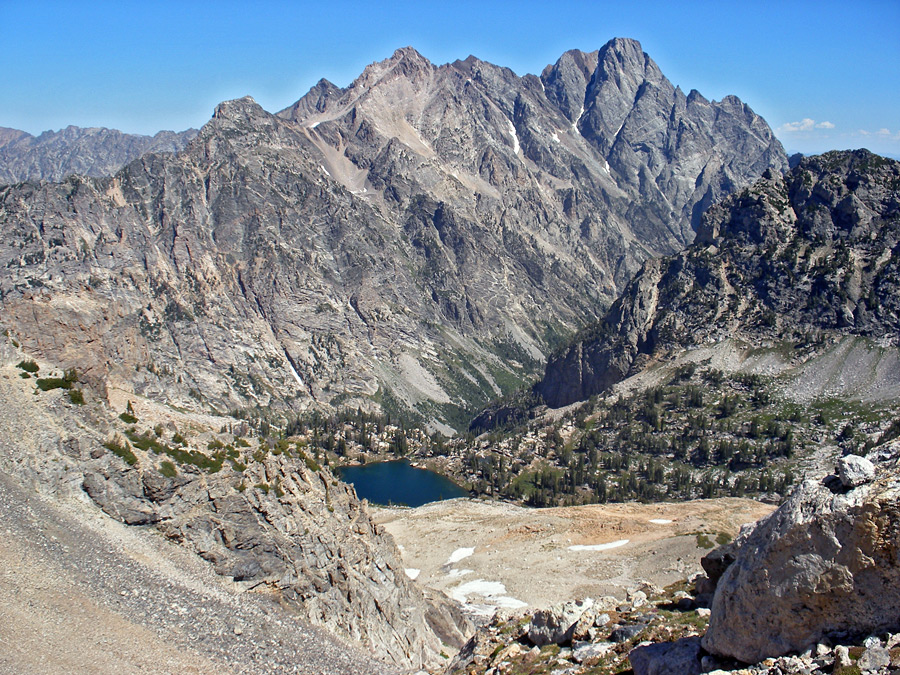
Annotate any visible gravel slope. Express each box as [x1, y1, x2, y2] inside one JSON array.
[[0, 469, 397, 675]]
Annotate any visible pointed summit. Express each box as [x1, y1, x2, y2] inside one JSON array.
[[540, 49, 599, 123], [352, 46, 434, 90]]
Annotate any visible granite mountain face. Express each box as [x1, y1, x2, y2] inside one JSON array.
[[537, 150, 900, 408], [0, 125, 199, 184], [0, 38, 786, 430]]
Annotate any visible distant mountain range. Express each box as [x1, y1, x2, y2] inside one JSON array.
[[0, 125, 198, 184], [0, 38, 786, 430]]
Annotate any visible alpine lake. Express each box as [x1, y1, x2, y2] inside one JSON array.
[[337, 459, 468, 507]]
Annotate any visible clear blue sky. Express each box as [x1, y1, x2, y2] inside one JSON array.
[[1, 0, 898, 157]]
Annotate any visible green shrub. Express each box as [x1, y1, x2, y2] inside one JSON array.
[[68, 389, 85, 405], [104, 440, 138, 466], [125, 429, 224, 473], [255, 482, 270, 494], [159, 461, 177, 478], [16, 360, 39, 373], [19, 372, 30, 379], [234, 437, 251, 448], [36, 368, 78, 392], [119, 412, 138, 424], [207, 439, 224, 450]]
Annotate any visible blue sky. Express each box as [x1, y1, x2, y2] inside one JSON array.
[[1, 0, 898, 157]]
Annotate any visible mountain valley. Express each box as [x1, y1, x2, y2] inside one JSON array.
[[0, 38, 785, 432]]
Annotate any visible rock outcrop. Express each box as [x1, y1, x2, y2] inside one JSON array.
[[702, 451, 900, 663], [0, 39, 785, 430], [537, 150, 900, 408], [0, 347, 469, 671], [0, 125, 198, 183], [629, 637, 702, 675]]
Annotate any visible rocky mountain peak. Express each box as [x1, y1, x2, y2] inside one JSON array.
[[212, 95, 267, 122], [0, 126, 29, 149], [0, 42, 787, 431], [353, 45, 435, 90], [540, 49, 600, 123], [0, 124, 198, 184]]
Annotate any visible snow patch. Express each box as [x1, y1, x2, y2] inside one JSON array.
[[447, 568, 473, 579], [550, 132, 560, 143], [285, 358, 305, 388], [603, 161, 611, 175], [446, 547, 475, 565], [506, 119, 520, 155], [568, 539, 629, 552], [450, 579, 528, 615], [404, 568, 420, 580], [649, 519, 672, 525], [573, 104, 585, 130], [320, 165, 331, 177]]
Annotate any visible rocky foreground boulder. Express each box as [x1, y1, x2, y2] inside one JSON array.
[[702, 451, 900, 663]]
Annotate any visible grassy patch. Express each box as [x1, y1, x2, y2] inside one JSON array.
[[159, 460, 177, 478], [68, 389, 85, 405], [696, 533, 715, 549]]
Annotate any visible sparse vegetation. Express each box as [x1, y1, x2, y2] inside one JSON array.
[[104, 439, 138, 466], [36, 368, 79, 392], [16, 359, 39, 373]]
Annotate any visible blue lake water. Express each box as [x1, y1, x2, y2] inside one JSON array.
[[337, 459, 468, 507]]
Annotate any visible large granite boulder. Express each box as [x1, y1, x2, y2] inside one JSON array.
[[527, 598, 595, 646], [702, 465, 900, 663]]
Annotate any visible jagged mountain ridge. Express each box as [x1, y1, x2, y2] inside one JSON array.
[[537, 150, 900, 408], [0, 39, 786, 430], [0, 124, 199, 184]]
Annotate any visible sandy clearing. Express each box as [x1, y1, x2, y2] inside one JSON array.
[[373, 497, 774, 611]]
